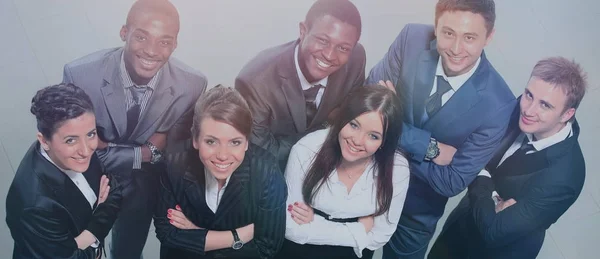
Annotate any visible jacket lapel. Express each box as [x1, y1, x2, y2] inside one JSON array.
[[100, 49, 128, 137], [278, 41, 307, 132], [33, 144, 93, 231], [131, 63, 179, 141], [213, 157, 251, 224], [182, 169, 215, 219], [412, 40, 438, 127]]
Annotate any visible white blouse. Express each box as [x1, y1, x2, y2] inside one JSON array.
[[284, 128, 410, 257]]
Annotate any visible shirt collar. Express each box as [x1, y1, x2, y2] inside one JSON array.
[[120, 52, 161, 90], [525, 122, 573, 151], [40, 148, 80, 178], [204, 167, 232, 190], [435, 56, 481, 91], [294, 44, 328, 91]]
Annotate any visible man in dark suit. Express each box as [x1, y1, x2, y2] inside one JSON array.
[[430, 57, 588, 259], [235, 0, 366, 168], [366, 1, 516, 258], [62, 1, 206, 258]]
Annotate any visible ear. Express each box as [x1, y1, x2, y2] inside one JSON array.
[[244, 140, 249, 152], [36, 132, 49, 151], [560, 107, 576, 123], [192, 137, 199, 150], [120, 25, 128, 41], [484, 28, 496, 46], [299, 22, 308, 42]]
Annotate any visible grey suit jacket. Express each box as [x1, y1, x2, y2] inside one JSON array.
[[235, 40, 366, 166], [63, 47, 207, 174]]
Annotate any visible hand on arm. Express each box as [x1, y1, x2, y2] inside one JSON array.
[[289, 202, 314, 225], [432, 142, 457, 166]]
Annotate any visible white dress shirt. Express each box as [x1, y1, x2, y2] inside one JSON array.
[[478, 122, 573, 178], [204, 168, 232, 213], [294, 45, 328, 108], [284, 128, 410, 257], [40, 149, 97, 208]]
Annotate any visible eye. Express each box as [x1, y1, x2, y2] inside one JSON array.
[[160, 40, 172, 46], [349, 121, 359, 129], [65, 138, 76, 145], [541, 102, 550, 109], [205, 139, 215, 145], [135, 35, 146, 41], [369, 134, 380, 140], [525, 91, 533, 99], [231, 140, 242, 146], [338, 46, 350, 52], [444, 31, 453, 37], [317, 37, 328, 45], [465, 36, 475, 41], [87, 131, 97, 139]]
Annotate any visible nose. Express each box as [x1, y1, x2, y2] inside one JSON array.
[[322, 45, 336, 62], [79, 140, 93, 157], [216, 146, 228, 161], [143, 41, 158, 57], [352, 133, 366, 147], [450, 38, 462, 55], [523, 100, 537, 116]]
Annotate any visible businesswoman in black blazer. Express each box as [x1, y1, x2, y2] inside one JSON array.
[[154, 86, 287, 259], [6, 83, 123, 258]]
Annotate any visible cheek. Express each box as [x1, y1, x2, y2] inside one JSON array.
[[232, 147, 246, 162]]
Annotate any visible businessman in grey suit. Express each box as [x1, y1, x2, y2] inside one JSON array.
[[367, 1, 515, 258], [235, 0, 366, 169], [63, 1, 206, 258]]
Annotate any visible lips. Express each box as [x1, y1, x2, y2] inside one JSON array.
[[71, 157, 90, 165], [315, 58, 332, 69], [138, 56, 160, 70], [345, 139, 363, 154], [520, 114, 536, 125], [446, 53, 466, 64], [211, 161, 233, 171]]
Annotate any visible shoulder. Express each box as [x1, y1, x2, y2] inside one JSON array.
[[294, 128, 329, 154], [64, 47, 121, 72], [246, 144, 286, 190], [165, 57, 208, 85], [236, 41, 295, 85]]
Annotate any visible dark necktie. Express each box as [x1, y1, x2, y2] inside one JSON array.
[[125, 86, 146, 138], [425, 76, 453, 117], [303, 84, 323, 126], [512, 136, 536, 157]]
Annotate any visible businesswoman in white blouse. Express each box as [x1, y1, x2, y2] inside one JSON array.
[[6, 83, 123, 258], [277, 85, 410, 259]]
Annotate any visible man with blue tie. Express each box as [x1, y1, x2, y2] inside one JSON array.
[[367, 0, 516, 258], [430, 57, 588, 259]]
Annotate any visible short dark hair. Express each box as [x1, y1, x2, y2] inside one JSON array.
[[30, 83, 95, 139], [302, 85, 404, 217], [530, 57, 588, 112], [435, 0, 496, 35], [191, 85, 252, 139], [305, 0, 362, 38]]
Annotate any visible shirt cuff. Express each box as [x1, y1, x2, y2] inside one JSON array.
[[345, 222, 369, 258], [133, 146, 142, 169], [90, 237, 100, 248], [478, 169, 491, 178]]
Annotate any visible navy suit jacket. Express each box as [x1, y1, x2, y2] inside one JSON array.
[[430, 106, 586, 259], [367, 24, 516, 232]]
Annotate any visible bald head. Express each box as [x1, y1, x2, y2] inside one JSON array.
[[126, 0, 180, 32], [120, 0, 180, 85]]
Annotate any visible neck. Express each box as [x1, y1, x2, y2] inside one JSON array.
[[217, 179, 226, 190], [339, 157, 370, 171]]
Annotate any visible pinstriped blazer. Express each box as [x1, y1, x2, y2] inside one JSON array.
[[154, 142, 287, 259]]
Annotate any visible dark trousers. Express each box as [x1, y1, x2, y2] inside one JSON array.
[[383, 215, 434, 259], [109, 166, 160, 259], [276, 239, 374, 259]]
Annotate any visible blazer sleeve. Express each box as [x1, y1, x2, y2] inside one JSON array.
[[469, 175, 582, 248], [86, 170, 125, 241], [235, 77, 298, 164], [365, 25, 432, 160], [154, 168, 210, 255], [18, 207, 97, 259], [409, 100, 515, 197]]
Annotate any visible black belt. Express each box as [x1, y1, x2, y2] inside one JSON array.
[[313, 208, 359, 223]]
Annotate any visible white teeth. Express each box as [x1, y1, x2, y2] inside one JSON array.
[[346, 140, 361, 153], [316, 59, 332, 68], [140, 58, 157, 66], [213, 162, 232, 169]]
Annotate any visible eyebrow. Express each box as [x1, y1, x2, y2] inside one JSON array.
[[204, 135, 244, 141]]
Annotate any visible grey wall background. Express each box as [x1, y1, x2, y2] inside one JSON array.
[[0, 0, 598, 258]]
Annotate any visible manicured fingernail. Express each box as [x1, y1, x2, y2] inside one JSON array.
[[294, 202, 298, 205], [288, 207, 292, 211], [176, 205, 181, 210], [168, 209, 172, 213], [291, 215, 295, 218], [167, 214, 171, 219], [169, 220, 173, 224]]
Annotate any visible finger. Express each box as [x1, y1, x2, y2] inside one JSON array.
[[169, 219, 187, 229], [506, 199, 517, 206], [291, 205, 310, 219], [175, 204, 182, 211], [168, 209, 186, 221], [291, 215, 305, 225], [290, 209, 309, 223], [292, 202, 310, 214]]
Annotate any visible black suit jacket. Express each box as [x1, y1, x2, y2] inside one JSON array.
[[154, 143, 287, 259], [235, 40, 366, 167], [431, 106, 586, 259], [6, 142, 123, 259]]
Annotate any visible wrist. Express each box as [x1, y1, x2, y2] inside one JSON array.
[[145, 141, 163, 164], [424, 138, 440, 161]]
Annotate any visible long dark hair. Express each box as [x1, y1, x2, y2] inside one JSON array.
[[301, 85, 404, 217]]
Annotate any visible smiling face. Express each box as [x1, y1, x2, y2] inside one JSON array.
[[338, 111, 384, 166], [120, 7, 179, 85], [519, 77, 575, 140], [192, 117, 248, 182], [435, 10, 493, 77], [37, 112, 98, 173], [297, 14, 360, 83]]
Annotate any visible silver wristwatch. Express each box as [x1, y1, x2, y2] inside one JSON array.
[[145, 141, 163, 164]]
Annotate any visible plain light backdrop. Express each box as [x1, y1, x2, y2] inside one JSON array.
[[0, 0, 598, 258]]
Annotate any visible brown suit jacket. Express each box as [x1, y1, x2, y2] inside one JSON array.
[[235, 40, 366, 168]]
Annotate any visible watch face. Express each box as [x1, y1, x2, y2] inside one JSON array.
[[232, 241, 243, 250]]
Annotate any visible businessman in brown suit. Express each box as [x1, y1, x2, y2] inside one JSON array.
[[235, 0, 366, 169]]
